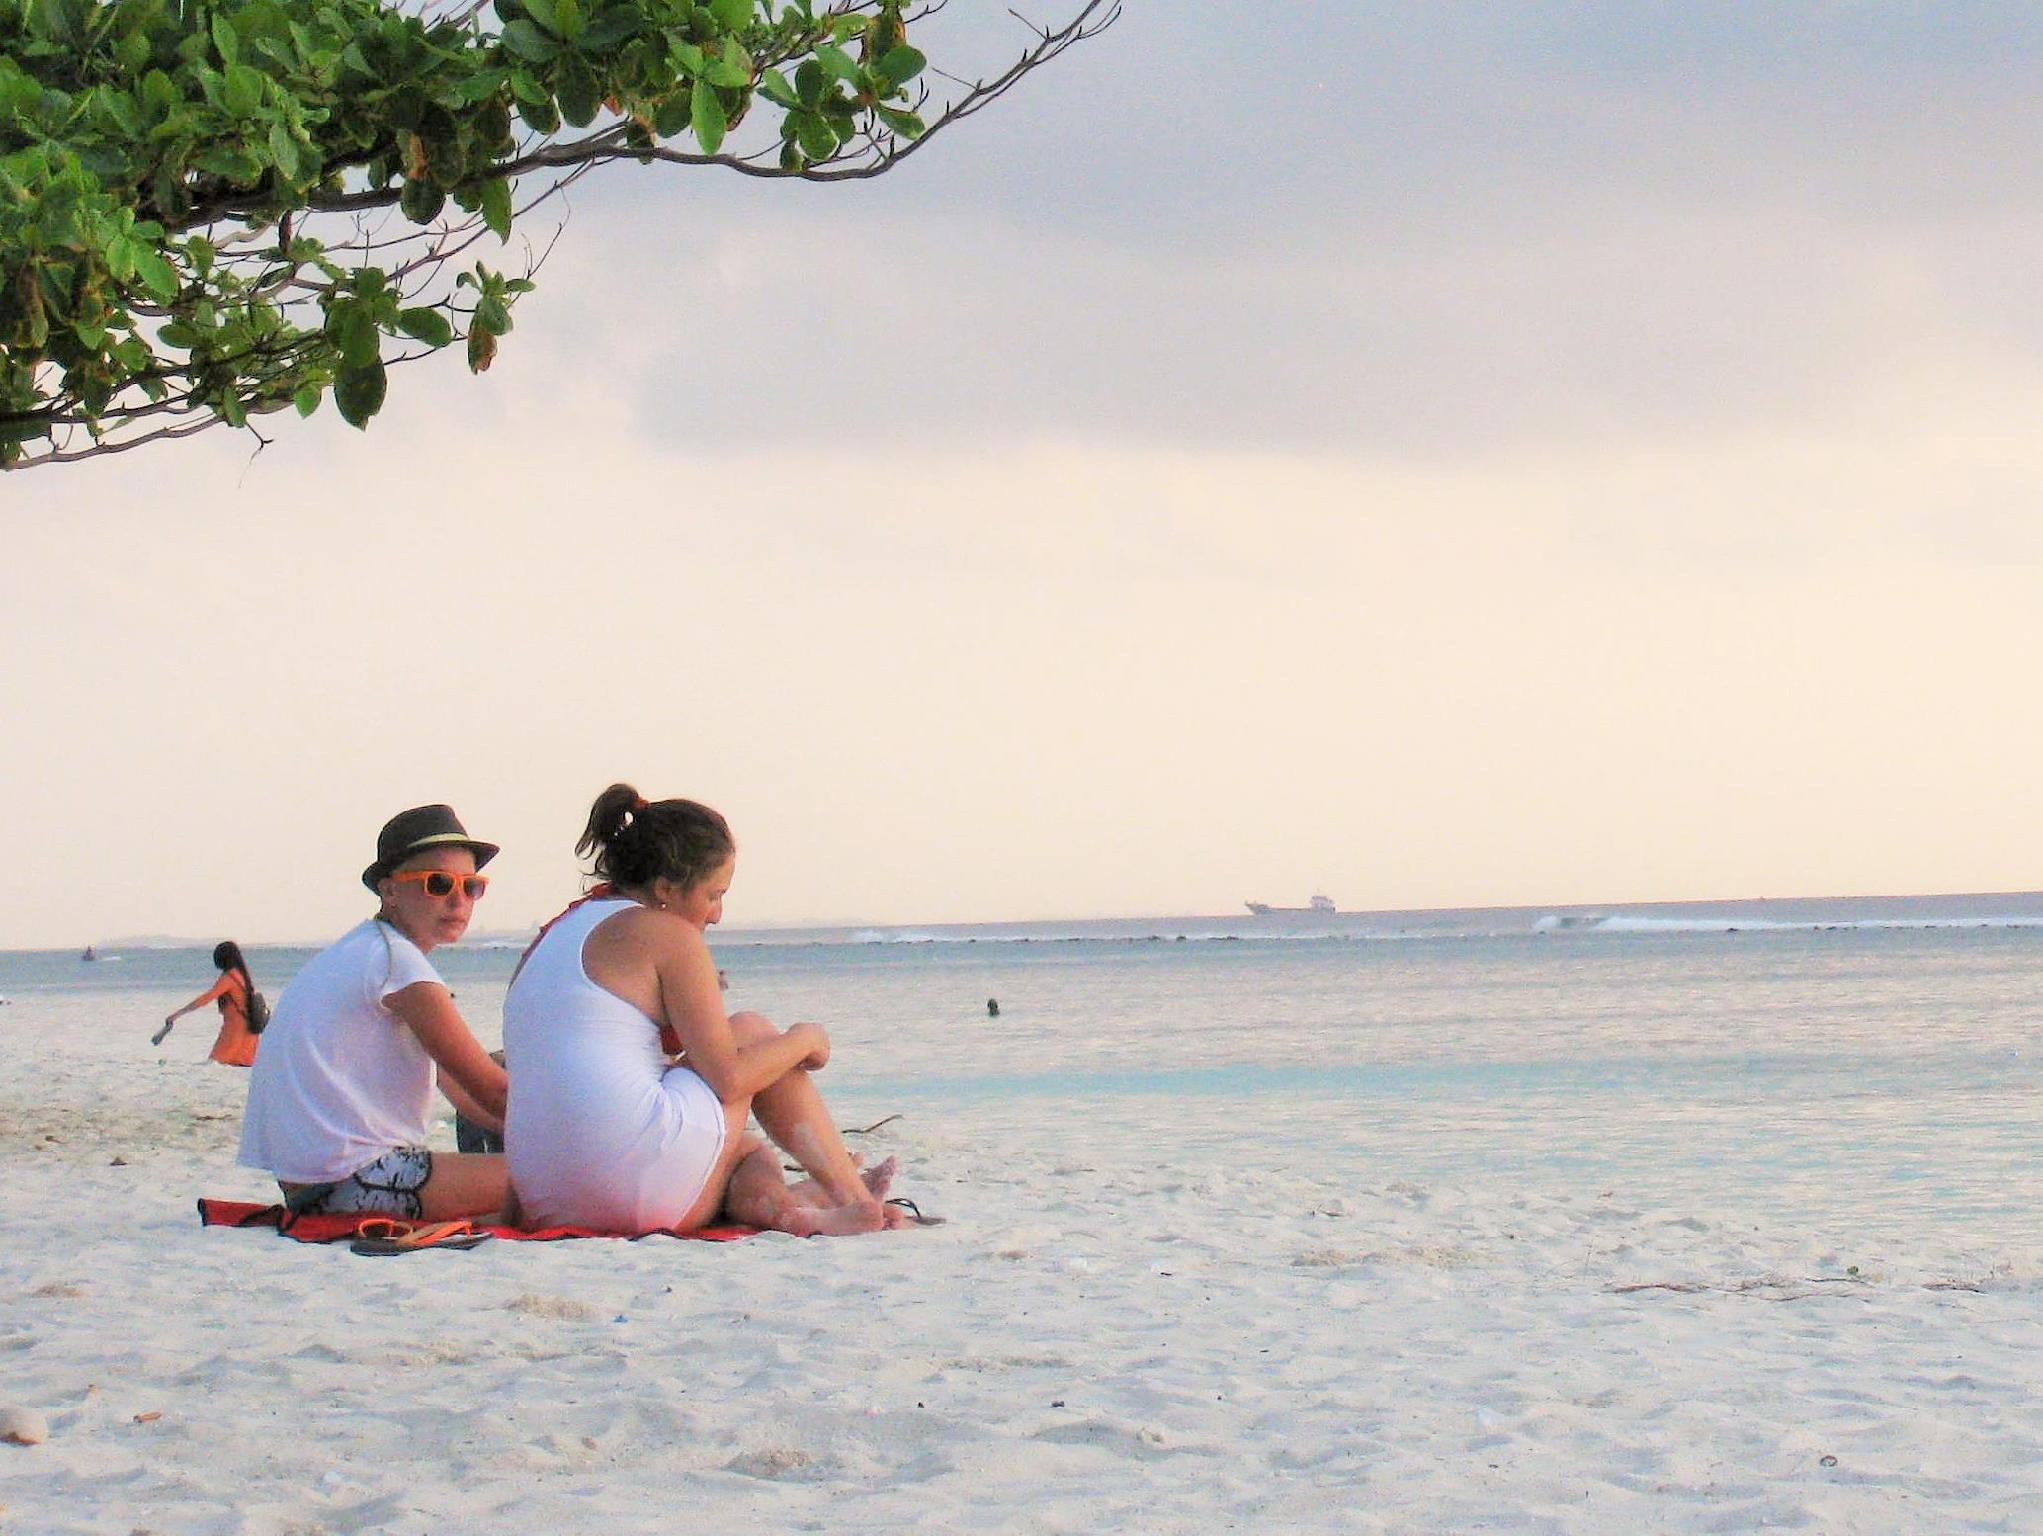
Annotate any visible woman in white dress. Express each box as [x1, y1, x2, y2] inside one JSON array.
[[504, 784, 907, 1235]]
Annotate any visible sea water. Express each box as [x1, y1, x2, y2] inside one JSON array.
[[6, 891, 2040, 1247]]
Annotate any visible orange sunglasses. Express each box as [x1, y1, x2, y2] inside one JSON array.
[[389, 870, 489, 899]]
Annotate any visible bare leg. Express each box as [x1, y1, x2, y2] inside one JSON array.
[[711, 1134, 883, 1236], [419, 1152, 511, 1222], [727, 1011, 887, 1218], [787, 1155, 896, 1208]]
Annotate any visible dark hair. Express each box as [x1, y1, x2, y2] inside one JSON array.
[[576, 783, 735, 894], [212, 940, 253, 1004]]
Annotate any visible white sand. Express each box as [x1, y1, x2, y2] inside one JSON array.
[[7, 1019, 2043, 1534]]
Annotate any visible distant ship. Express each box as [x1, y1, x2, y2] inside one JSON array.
[[1245, 895, 1337, 916]]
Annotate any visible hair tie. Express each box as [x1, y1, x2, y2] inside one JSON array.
[[633, 796, 649, 812]]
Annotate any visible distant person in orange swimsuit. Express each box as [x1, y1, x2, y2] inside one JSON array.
[[155, 941, 261, 1066]]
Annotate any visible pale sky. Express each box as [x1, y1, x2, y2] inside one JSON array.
[[8, 3, 2043, 948]]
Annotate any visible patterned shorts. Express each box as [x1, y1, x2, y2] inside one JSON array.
[[283, 1147, 434, 1219]]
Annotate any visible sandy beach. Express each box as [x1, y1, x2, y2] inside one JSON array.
[[8, 948, 2043, 1536]]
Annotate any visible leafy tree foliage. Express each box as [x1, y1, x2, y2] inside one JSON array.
[[0, 0, 1114, 468]]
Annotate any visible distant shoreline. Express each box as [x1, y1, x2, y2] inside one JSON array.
[[29, 887, 2043, 955]]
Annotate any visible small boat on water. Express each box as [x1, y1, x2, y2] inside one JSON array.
[[1245, 895, 1337, 916]]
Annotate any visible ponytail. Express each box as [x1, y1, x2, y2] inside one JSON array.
[[576, 783, 645, 861], [576, 782, 734, 894]]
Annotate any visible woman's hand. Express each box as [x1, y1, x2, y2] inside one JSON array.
[[791, 1021, 831, 1072]]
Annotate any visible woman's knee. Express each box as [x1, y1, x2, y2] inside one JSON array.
[[727, 1010, 780, 1046]]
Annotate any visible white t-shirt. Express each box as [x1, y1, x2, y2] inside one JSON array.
[[237, 919, 444, 1183]]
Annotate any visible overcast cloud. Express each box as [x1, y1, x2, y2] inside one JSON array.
[[8, 5, 2043, 946]]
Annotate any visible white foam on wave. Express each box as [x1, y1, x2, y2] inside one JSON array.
[[1594, 915, 1795, 933], [1590, 912, 2043, 935]]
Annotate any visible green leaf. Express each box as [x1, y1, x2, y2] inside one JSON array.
[[523, 0, 560, 35], [702, 37, 750, 86], [553, 0, 583, 41], [223, 63, 265, 117], [104, 234, 136, 281], [555, 57, 599, 126], [873, 103, 922, 139], [499, 20, 556, 61], [709, 0, 752, 27], [480, 177, 512, 240], [815, 43, 858, 81], [456, 68, 511, 104], [652, 93, 692, 137], [210, 13, 238, 65], [877, 45, 925, 87], [794, 59, 824, 105], [396, 307, 454, 346], [691, 81, 725, 153], [219, 392, 247, 429], [508, 67, 551, 105], [97, 87, 141, 136], [333, 360, 387, 428], [514, 93, 561, 132], [331, 303, 381, 368], [580, 9, 639, 49], [268, 121, 303, 181], [139, 69, 178, 119], [474, 292, 512, 336], [294, 383, 322, 417], [399, 177, 446, 222], [792, 108, 836, 161], [115, 25, 150, 71], [756, 69, 798, 109], [132, 245, 179, 300]]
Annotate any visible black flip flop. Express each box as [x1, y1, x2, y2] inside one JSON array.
[[885, 1198, 947, 1227]]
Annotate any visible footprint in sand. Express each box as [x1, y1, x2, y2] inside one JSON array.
[[726, 1446, 819, 1480]]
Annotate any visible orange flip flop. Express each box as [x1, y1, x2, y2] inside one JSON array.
[[349, 1219, 492, 1256]]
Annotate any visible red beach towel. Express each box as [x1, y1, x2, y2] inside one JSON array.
[[197, 1198, 755, 1243]]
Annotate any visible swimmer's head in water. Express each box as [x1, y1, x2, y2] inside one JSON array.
[[577, 783, 735, 905]]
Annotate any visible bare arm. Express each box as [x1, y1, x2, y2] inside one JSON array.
[[436, 1065, 504, 1137], [385, 981, 509, 1126], [659, 925, 823, 1101], [163, 975, 229, 1025]]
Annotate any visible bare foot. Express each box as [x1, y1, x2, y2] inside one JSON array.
[[777, 1198, 887, 1237], [786, 1155, 896, 1209], [861, 1155, 898, 1202]]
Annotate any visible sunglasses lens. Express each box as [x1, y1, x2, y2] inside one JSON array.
[[423, 872, 455, 897], [463, 877, 487, 899]]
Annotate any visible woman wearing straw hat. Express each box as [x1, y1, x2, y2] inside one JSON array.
[[238, 805, 512, 1221]]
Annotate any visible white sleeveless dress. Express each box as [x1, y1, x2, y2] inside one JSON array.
[[504, 899, 728, 1230]]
